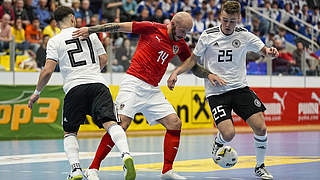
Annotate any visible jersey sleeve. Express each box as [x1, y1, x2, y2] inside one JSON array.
[[46, 38, 58, 62], [193, 31, 208, 57], [177, 42, 191, 62], [132, 21, 156, 34], [246, 31, 265, 53], [90, 34, 106, 56]]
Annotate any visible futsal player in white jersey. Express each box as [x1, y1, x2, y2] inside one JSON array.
[[167, 1, 278, 180], [28, 6, 136, 180]]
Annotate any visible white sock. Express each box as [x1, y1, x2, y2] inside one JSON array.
[[215, 131, 227, 145], [254, 133, 268, 167], [64, 134, 81, 170], [108, 124, 130, 156]]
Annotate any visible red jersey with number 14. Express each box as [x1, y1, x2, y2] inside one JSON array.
[[126, 21, 191, 86]]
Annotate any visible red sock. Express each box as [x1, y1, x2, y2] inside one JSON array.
[[162, 130, 181, 174], [89, 133, 115, 170]]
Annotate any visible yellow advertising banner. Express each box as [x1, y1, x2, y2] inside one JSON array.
[[79, 86, 214, 132]]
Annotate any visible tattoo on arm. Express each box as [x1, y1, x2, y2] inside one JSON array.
[[88, 23, 120, 34], [191, 64, 212, 78]]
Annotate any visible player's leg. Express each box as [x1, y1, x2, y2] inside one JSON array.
[[89, 115, 132, 171], [157, 113, 186, 180], [63, 86, 88, 180], [141, 86, 184, 179], [233, 87, 272, 179], [207, 94, 234, 159], [64, 132, 83, 180], [247, 112, 273, 179], [86, 83, 136, 180]]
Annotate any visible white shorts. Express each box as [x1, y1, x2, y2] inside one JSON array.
[[115, 74, 176, 126]]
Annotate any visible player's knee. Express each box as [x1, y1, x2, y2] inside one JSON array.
[[255, 126, 267, 136], [221, 131, 235, 142], [119, 115, 131, 131], [168, 116, 182, 130]]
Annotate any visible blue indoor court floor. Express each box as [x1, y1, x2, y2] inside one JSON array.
[[0, 131, 320, 180]]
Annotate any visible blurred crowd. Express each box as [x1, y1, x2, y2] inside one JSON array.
[[0, 0, 319, 75]]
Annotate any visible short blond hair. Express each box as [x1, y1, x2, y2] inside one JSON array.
[[222, 1, 241, 15]]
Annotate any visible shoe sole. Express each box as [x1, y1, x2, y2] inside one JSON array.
[[124, 157, 136, 180], [69, 175, 83, 180], [254, 173, 273, 180]]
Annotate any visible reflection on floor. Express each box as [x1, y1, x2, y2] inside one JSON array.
[[0, 132, 319, 180]]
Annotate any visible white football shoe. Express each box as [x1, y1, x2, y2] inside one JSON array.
[[160, 170, 186, 180]]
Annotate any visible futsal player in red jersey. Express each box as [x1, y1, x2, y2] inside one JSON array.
[[73, 12, 225, 180]]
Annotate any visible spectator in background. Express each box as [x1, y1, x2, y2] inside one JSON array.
[[24, 0, 36, 22], [208, 0, 219, 17], [115, 38, 133, 72], [72, 0, 82, 19], [25, 17, 42, 53], [159, 0, 172, 16], [272, 39, 293, 75], [192, 11, 205, 41], [121, 0, 137, 22], [13, 0, 30, 27], [0, 14, 12, 52], [75, 17, 83, 28], [311, 8, 320, 25], [135, 8, 152, 22], [152, 8, 167, 23], [35, 0, 51, 29], [137, 0, 153, 16], [80, 0, 93, 25], [301, 4, 312, 23], [59, 0, 72, 8], [35, 34, 49, 69], [205, 11, 219, 28], [100, 0, 122, 23], [274, 27, 286, 48], [291, 41, 304, 75], [49, 0, 58, 17], [0, 0, 15, 24], [168, 0, 182, 15], [11, 17, 30, 54], [42, 17, 60, 38]]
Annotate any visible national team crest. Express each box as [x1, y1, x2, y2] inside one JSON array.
[[173, 45, 179, 54], [232, 39, 241, 48]]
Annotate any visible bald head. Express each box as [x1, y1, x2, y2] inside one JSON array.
[[171, 12, 193, 30], [168, 12, 193, 41]]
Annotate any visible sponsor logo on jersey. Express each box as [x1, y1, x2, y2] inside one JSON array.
[[155, 35, 161, 42], [213, 42, 219, 47], [254, 99, 261, 107], [232, 39, 241, 48], [173, 45, 179, 54], [120, 103, 125, 110]]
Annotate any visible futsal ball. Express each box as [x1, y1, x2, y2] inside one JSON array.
[[213, 146, 238, 168]]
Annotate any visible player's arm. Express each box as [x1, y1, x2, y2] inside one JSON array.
[[99, 54, 108, 71], [260, 46, 279, 58], [167, 53, 226, 90], [28, 59, 57, 109], [72, 22, 133, 38]]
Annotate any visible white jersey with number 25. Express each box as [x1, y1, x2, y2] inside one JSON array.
[[193, 26, 265, 97]]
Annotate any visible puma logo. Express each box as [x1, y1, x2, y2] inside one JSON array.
[[273, 92, 287, 110], [311, 92, 320, 104], [155, 35, 161, 42]]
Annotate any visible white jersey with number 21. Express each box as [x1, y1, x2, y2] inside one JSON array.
[[46, 27, 107, 94]]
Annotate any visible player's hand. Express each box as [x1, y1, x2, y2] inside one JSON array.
[[28, 94, 40, 109], [167, 72, 178, 91], [267, 47, 279, 58], [72, 27, 89, 39], [208, 73, 227, 86]]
